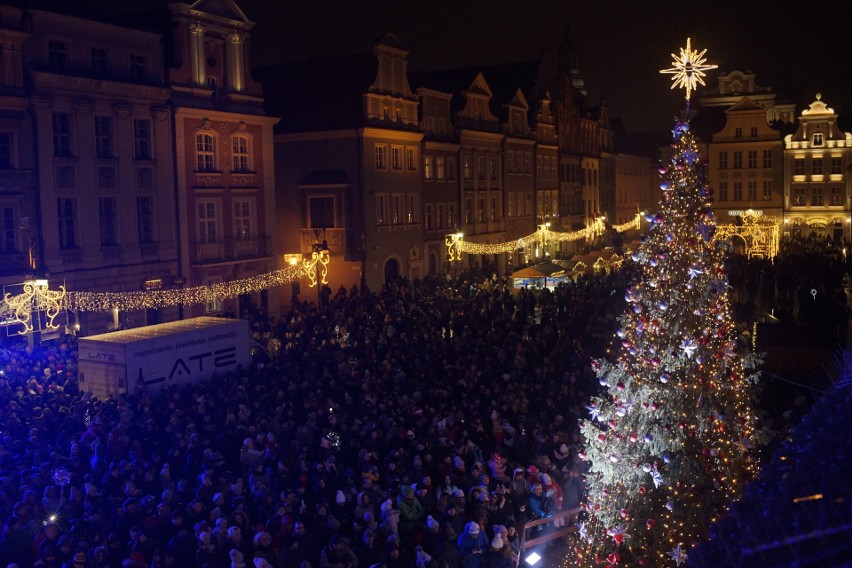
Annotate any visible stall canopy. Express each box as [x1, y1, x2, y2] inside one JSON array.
[[511, 261, 570, 290]]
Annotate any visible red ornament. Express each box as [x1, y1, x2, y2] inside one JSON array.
[[606, 552, 621, 566], [646, 519, 656, 529], [639, 486, 647, 494], [620, 508, 629, 519], [629, 433, 638, 443], [598, 434, 606, 443], [616, 382, 625, 391], [608, 419, 618, 428]]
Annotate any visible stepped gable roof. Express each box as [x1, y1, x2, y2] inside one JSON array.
[[409, 59, 544, 120], [688, 368, 852, 567], [254, 52, 378, 134]]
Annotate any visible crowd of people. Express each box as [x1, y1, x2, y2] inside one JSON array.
[[0, 265, 631, 568], [0, 235, 846, 568]]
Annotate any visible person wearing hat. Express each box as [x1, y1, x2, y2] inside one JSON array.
[[481, 533, 513, 568], [456, 521, 488, 567], [71, 550, 88, 568], [431, 521, 462, 568]]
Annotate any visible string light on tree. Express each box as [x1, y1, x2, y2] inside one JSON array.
[[569, 40, 762, 567]]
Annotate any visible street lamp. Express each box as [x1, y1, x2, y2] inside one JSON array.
[[308, 228, 330, 309]]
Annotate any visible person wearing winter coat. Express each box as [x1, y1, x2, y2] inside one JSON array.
[[481, 534, 513, 568], [456, 521, 488, 568]]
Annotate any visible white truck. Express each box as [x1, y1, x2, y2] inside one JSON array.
[[77, 316, 251, 399]]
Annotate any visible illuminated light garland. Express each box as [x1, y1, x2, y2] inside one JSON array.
[[447, 214, 642, 257], [65, 264, 312, 313], [305, 249, 330, 288], [713, 217, 781, 259], [1, 280, 67, 334]]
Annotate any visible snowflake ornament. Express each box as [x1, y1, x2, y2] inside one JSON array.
[[668, 543, 688, 566]]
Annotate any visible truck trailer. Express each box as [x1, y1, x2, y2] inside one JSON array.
[[77, 316, 251, 399]]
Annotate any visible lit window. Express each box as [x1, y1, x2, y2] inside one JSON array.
[[812, 187, 823, 206], [195, 133, 216, 171], [376, 195, 387, 225], [232, 135, 251, 172], [830, 187, 843, 206], [436, 157, 445, 180], [792, 187, 805, 206], [424, 156, 433, 180], [813, 132, 824, 146], [391, 146, 402, 170], [407, 194, 416, 224], [375, 144, 386, 169], [406, 147, 416, 170]]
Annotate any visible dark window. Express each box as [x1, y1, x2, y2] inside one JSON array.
[[310, 197, 334, 228], [91, 48, 108, 75], [1, 207, 15, 253], [57, 197, 77, 249], [49, 40, 67, 70], [99, 197, 117, 245], [52, 113, 72, 157], [133, 119, 152, 160], [137, 196, 154, 243], [0, 133, 12, 169]]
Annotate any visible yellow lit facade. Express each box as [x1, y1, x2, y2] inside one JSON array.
[[783, 95, 852, 241]]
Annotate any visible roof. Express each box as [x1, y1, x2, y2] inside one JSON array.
[[511, 261, 568, 278], [80, 317, 243, 345]]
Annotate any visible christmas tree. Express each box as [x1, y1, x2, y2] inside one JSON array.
[[571, 40, 762, 567]]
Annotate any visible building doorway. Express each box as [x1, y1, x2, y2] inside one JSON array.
[[384, 258, 400, 285]]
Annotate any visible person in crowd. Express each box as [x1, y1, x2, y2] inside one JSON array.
[[456, 521, 488, 568]]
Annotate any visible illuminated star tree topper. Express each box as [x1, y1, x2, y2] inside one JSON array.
[[660, 37, 717, 101]]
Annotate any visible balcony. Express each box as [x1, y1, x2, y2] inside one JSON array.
[[190, 235, 272, 264], [299, 228, 347, 255]]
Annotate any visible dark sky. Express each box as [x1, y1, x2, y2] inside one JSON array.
[[98, 0, 851, 134]]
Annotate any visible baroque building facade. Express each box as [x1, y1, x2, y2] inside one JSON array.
[[0, 0, 279, 335]]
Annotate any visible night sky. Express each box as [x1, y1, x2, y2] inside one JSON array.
[[95, 0, 852, 134]]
